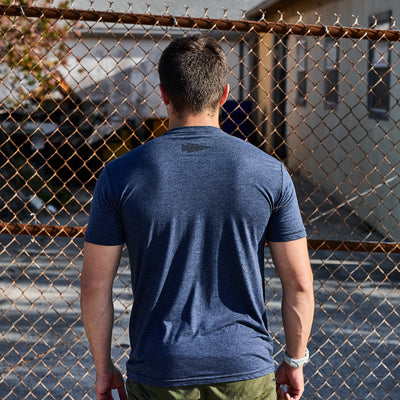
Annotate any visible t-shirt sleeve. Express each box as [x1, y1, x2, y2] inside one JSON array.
[[266, 164, 307, 242], [84, 167, 125, 245]]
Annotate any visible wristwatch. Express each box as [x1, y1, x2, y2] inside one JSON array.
[[284, 348, 310, 368]]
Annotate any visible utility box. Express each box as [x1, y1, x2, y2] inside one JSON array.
[[221, 100, 255, 140]]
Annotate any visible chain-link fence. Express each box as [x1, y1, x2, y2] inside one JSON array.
[[0, 3, 399, 399]]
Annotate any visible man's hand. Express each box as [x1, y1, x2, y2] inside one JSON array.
[[96, 366, 128, 400], [275, 362, 304, 400]]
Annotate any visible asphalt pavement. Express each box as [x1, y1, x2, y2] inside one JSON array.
[[0, 177, 399, 399]]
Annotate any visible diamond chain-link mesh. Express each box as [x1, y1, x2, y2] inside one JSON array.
[[0, 4, 399, 399]]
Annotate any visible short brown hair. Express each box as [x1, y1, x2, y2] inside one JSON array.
[[158, 35, 228, 115]]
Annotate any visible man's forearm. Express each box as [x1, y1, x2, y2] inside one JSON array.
[[81, 242, 123, 374], [81, 285, 115, 373], [281, 288, 314, 359], [269, 238, 314, 358]]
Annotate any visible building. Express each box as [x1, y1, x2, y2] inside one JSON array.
[[57, 0, 265, 153], [0, 0, 265, 190], [248, 0, 400, 240]]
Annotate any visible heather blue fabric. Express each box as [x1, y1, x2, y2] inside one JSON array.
[[85, 126, 306, 387]]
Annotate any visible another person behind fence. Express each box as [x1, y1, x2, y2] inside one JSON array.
[[81, 34, 314, 400]]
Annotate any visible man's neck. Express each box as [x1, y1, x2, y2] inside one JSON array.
[[168, 109, 220, 130]]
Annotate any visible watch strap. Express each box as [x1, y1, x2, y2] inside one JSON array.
[[284, 348, 310, 368]]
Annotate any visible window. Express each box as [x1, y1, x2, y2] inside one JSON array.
[[323, 38, 339, 107], [368, 11, 392, 119], [296, 38, 308, 105]]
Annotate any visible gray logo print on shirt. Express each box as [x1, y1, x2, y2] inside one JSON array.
[[182, 143, 211, 153]]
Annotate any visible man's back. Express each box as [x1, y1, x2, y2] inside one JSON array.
[[85, 126, 306, 386], [81, 35, 313, 400]]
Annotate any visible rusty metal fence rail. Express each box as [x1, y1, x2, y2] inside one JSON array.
[[0, 4, 399, 399]]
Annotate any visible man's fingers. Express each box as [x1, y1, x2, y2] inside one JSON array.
[[277, 386, 298, 400], [277, 386, 288, 400], [117, 386, 128, 400]]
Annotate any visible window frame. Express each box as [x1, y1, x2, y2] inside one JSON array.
[[323, 37, 340, 108], [295, 38, 308, 106], [368, 11, 392, 120]]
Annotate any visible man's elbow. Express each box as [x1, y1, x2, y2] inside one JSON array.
[[284, 267, 313, 292], [80, 277, 112, 320], [80, 278, 95, 297], [282, 273, 314, 305], [297, 273, 314, 293], [81, 274, 107, 295]]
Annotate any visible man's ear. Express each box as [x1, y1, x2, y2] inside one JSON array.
[[219, 84, 230, 107], [160, 84, 170, 105]]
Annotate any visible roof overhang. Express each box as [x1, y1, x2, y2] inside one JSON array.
[[246, 0, 282, 19]]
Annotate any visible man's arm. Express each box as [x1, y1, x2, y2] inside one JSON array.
[[269, 238, 314, 400], [81, 242, 127, 400]]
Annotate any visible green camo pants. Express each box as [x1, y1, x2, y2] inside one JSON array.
[[126, 373, 277, 400]]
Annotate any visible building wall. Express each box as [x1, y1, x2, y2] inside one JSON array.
[[258, 0, 400, 240]]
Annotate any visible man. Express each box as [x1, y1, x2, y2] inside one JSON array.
[[81, 35, 314, 400]]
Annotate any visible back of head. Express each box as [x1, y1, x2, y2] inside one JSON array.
[[158, 35, 228, 116]]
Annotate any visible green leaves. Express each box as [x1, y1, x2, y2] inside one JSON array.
[[1, 0, 70, 107]]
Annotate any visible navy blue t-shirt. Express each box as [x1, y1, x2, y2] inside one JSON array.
[[85, 126, 306, 387]]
